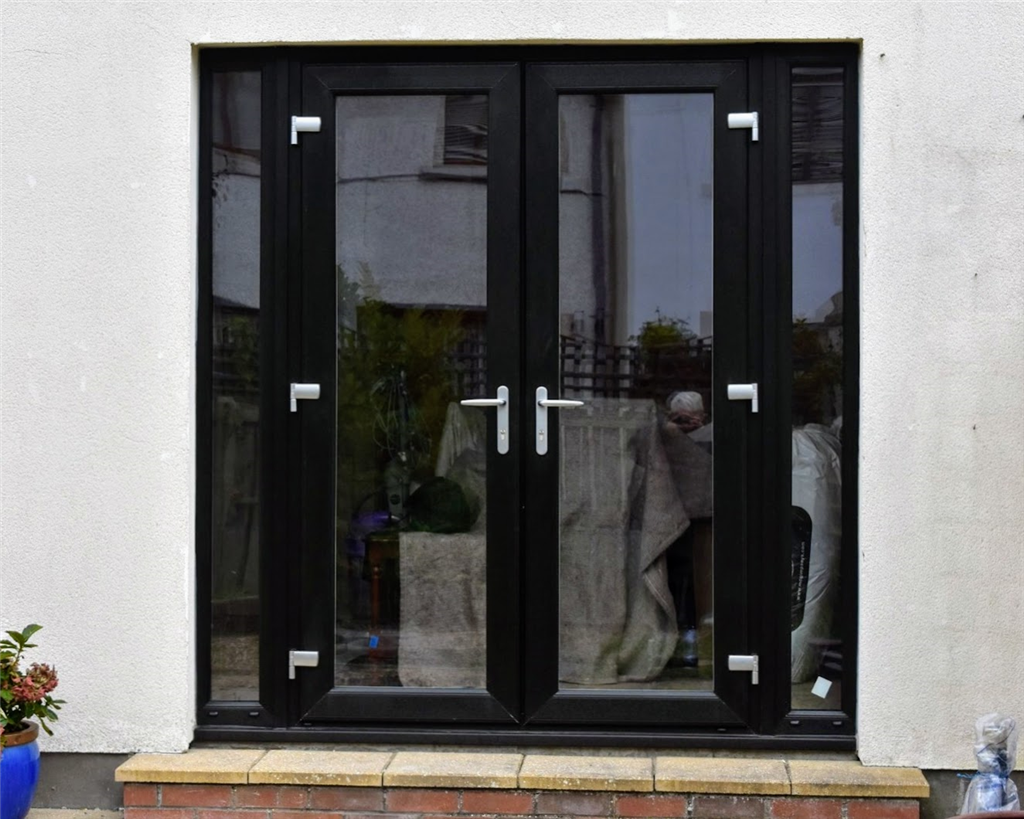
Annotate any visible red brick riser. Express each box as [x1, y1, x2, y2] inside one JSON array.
[[124, 783, 920, 819]]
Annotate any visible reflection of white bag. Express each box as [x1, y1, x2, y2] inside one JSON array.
[[790, 425, 842, 682]]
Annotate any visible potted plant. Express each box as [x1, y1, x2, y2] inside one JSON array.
[[1, 624, 62, 819]]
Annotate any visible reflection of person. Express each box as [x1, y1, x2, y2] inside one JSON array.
[[666, 391, 706, 433], [662, 391, 713, 670]]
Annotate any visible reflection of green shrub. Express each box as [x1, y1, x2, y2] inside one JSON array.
[[793, 319, 841, 424], [336, 266, 464, 505], [225, 314, 258, 389], [632, 310, 695, 368]]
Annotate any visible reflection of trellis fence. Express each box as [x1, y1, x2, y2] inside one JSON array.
[[449, 335, 714, 402]]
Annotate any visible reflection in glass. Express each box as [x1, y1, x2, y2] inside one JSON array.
[[210, 70, 262, 701], [557, 94, 714, 690], [334, 96, 488, 688], [789, 67, 845, 711]]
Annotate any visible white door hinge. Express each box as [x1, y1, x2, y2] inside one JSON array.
[[290, 115, 321, 145], [728, 654, 759, 685], [290, 382, 321, 412], [727, 111, 759, 142], [727, 382, 759, 413], [288, 650, 319, 680]]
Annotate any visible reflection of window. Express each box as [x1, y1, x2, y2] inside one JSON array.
[[443, 95, 488, 165]]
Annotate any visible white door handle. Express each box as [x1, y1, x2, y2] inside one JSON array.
[[460, 385, 509, 454], [535, 387, 585, 455]]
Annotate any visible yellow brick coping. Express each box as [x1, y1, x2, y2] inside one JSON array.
[[656, 756, 789, 795], [114, 749, 266, 784], [384, 751, 523, 788], [518, 754, 653, 792], [114, 749, 930, 799], [788, 759, 931, 798]]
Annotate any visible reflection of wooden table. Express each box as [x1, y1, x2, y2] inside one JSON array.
[[365, 530, 400, 633]]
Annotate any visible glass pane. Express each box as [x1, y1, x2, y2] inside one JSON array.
[[334, 95, 488, 688], [789, 67, 845, 711], [210, 69, 261, 701], [557, 94, 714, 691]]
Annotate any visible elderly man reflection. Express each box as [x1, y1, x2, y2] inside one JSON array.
[[662, 391, 714, 672]]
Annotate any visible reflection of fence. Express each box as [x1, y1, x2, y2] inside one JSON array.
[[448, 335, 714, 403]]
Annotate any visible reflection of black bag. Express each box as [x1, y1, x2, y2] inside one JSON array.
[[407, 477, 476, 534], [791, 506, 812, 630]]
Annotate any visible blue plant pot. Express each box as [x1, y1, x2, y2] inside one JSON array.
[[0, 722, 41, 819]]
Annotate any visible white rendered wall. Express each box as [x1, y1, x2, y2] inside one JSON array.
[[1, 1, 1022, 767]]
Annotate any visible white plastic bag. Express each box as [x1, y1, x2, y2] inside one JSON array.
[[961, 713, 1020, 813]]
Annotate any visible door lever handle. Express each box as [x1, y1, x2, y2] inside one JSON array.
[[535, 387, 585, 455], [460, 386, 509, 454]]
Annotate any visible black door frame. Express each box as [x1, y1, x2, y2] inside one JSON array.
[[195, 45, 859, 748]]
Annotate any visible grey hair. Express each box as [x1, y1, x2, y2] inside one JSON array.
[[667, 391, 704, 414]]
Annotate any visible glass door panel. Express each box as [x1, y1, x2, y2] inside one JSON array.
[[333, 95, 489, 690], [557, 94, 715, 692], [297, 63, 520, 723], [523, 61, 751, 728]]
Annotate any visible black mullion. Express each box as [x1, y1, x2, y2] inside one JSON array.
[[746, 47, 774, 735], [258, 51, 293, 727], [248, 53, 284, 728], [521, 65, 560, 720], [840, 50, 860, 724], [485, 64, 523, 716], [296, 68, 338, 720], [285, 50, 305, 727], [767, 50, 796, 733], [710, 61, 752, 724], [195, 51, 214, 718]]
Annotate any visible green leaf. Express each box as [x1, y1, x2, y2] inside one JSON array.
[[21, 624, 42, 642], [6, 630, 24, 645], [0, 689, 13, 702]]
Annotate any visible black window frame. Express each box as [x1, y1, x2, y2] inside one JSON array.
[[196, 44, 859, 748]]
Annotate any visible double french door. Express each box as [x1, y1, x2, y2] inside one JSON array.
[[294, 58, 753, 730]]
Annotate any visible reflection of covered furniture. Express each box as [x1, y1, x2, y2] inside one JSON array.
[[791, 424, 842, 681], [398, 532, 486, 688], [559, 400, 688, 684], [398, 399, 690, 687]]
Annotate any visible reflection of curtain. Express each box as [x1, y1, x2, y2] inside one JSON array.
[[212, 395, 260, 599], [399, 398, 687, 687], [559, 399, 686, 684], [399, 532, 486, 689], [435, 402, 486, 477]]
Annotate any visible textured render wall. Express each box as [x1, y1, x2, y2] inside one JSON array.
[[1, 1, 1021, 765]]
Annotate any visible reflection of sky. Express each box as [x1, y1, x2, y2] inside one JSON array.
[[793, 183, 843, 320], [625, 94, 714, 339]]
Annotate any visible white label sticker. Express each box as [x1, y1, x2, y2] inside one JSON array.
[[811, 676, 833, 699]]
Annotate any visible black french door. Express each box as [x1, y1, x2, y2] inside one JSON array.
[[292, 56, 757, 732]]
